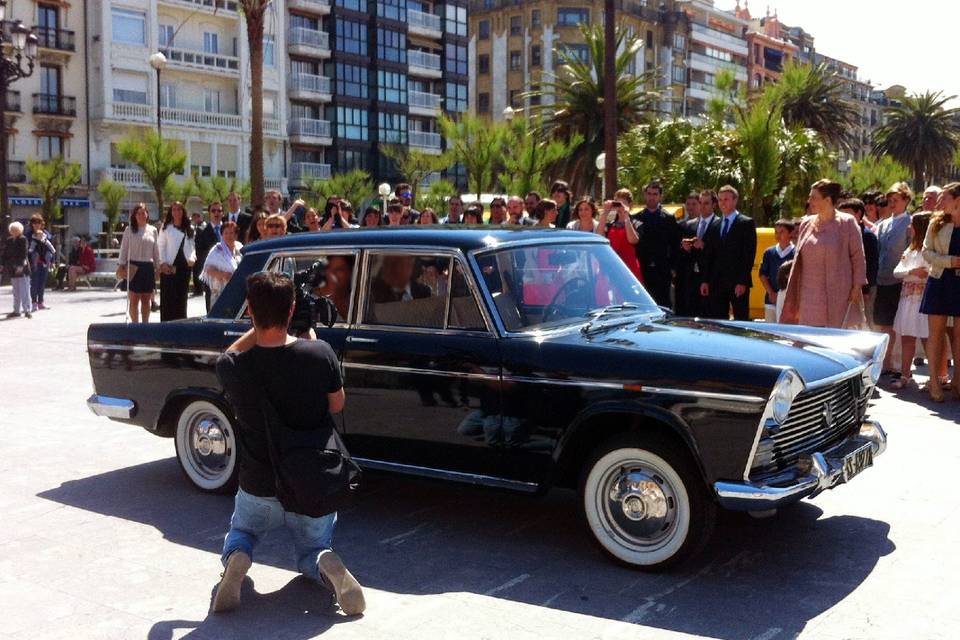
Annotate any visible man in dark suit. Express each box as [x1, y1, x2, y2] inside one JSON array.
[[699, 185, 757, 321], [195, 202, 225, 311], [676, 191, 715, 316], [190, 212, 208, 297], [369, 255, 432, 303], [631, 181, 681, 308], [224, 192, 251, 240]]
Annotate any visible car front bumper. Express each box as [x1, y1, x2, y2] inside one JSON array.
[[87, 394, 136, 420], [713, 420, 887, 510]]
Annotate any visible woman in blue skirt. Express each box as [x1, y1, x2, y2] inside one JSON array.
[[921, 182, 960, 402]]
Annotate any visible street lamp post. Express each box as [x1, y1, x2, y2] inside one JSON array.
[[148, 52, 167, 137], [595, 153, 606, 201], [0, 0, 38, 239], [377, 182, 391, 218], [502, 106, 515, 122]]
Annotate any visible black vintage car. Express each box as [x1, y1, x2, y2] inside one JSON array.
[[86, 228, 888, 569]]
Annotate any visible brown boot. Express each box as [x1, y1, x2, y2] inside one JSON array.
[[318, 550, 365, 615], [212, 551, 252, 613]]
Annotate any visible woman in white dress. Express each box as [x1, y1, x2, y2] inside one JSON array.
[[891, 213, 932, 389], [200, 220, 243, 307]]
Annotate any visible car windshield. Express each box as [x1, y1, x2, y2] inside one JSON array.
[[475, 243, 660, 332]]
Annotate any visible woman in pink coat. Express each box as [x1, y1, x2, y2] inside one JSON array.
[[781, 179, 868, 328]]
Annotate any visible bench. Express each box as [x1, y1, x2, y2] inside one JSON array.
[[77, 257, 121, 289]]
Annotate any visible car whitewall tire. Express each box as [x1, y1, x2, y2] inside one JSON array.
[[174, 399, 238, 494]]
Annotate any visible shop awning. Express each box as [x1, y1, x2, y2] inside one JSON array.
[[9, 197, 90, 208]]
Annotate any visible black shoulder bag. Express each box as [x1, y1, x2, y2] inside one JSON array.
[[259, 392, 362, 518]]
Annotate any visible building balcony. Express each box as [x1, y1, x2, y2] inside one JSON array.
[[287, 0, 331, 15], [7, 161, 27, 183], [288, 27, 330, 59], [288, 118, 332, 146], [290, 162, 331, 186], [690, 23, 748, 56], [157, 0, 240, 16], [3, 90, 21, 113], [159, 45, 240, 76], [103, 167, 149, 189], [688, 52, 747, 82], [687, 81, 714, 100], [34, 27, 75, 52], [408, 130, 442, 154], [162, 107, 241, 130], [408, 90, 442, 116], [408, 50, 442, 78], [288, 72, 332, 102], [264, 176, 288, 193], [33, 93, 77, 117], [408, 10, 442, 38]]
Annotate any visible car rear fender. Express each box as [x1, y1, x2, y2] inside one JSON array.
[[156, 387, 231, 437]]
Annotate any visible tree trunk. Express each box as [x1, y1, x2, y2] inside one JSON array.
[[155, 186, 165, 224], [247, 10, 266, 208], [603, 0, 617, 198]]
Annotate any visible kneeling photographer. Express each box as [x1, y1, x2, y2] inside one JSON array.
[[213, 271, 364, 615]]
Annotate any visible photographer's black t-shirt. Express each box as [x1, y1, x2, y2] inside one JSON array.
[[217, 339, 344, 497]]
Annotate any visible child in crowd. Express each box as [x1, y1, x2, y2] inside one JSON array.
[[890, 213, 933, 389]]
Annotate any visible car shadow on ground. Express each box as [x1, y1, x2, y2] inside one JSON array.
[[38, 458, 895, 639]]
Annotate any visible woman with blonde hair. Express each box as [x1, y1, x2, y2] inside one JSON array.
[[920, 182, 960, 401], [781, 179, 867, 327], [118, 203, 160, 323]]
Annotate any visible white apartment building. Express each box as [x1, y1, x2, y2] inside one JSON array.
[[85, 0, 288, 225], [4, 0, 89, 232]]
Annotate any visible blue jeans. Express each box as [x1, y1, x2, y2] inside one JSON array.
[[221, 488, 337, 583], [10, 275, 30, 313], [30, 264, 48, 304]]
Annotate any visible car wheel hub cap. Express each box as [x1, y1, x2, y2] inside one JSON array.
[[190, 416, 229, 477], [604, 467, 676, 544]]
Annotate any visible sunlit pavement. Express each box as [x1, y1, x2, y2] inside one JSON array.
[[1, 285, 958, 640]]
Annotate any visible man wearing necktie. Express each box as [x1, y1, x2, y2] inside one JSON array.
[[226, 191, 252, 240], [195, 202, 225, 311], [699, 185, 757, 320], [677, 190, 717, 316]]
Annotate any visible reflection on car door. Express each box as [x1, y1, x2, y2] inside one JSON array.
[[341, 251, 504, 477]]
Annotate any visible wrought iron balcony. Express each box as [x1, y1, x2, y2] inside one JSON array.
[[7, 161, 27, 183], [3, 90, 21, 113], [33, 93, 77, 116], [33, 27, 76, 52]]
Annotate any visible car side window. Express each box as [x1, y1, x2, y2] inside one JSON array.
[[269, 253, 357, 323], [448, 261, 485, 331], [364, 253, 451, 329]]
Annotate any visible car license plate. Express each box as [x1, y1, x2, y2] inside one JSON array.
[[842, 443, 874, 482]]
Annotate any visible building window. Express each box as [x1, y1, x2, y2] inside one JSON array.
[[557, 8, 589, 27], [445, 82, 467, 113], [335, 0, 364, 10], [264, 34, 275, 66], [336, 62, 368, 98], [377, 70, 407, 103], [672, 65, 685, 83], [445, 43, 467, 75], [377, 28, 407, 63], [377, 0, 406, 22], [159, 83, 176, 108], [112, 8, 145, 45], [40, 64, 60, 98], [510, 50, 521, 71], [478, 20, 489, 40], [337, 106, 368, 141], [478, 92, 489, 113], [557, 44, 589, 65], [531, 44, 541, 67], [673, 33, 685, 50], [531, 9, 541, 28], [336, 19, 367, 56], [378, 111, 407, 144], [113, 88, 147, 104], [337, 149, 367, 171], [478, 54, 489, 75], [509, 89, 521, 108], [445, 4, 467, 36], [38, 135, 62, 160], [158, 24, 174, 47], [510, 16, 522, 35], [191, 164, 212, 177], [646, 30, 653, 49], [529, 85, 541, 106], [204, 89, 221, 113], [203, 32, 219, 54]]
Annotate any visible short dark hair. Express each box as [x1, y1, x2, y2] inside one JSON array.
[[395, 183, 412, 196], [221, 220, 238, 235], [533, 198, 558, 219], [644, 181, 663, 195], [686, 192, 700, 201], [838, 198, 865, 216], [525, 191, 542, 201], [811, 179, 843, 205], [699, 189, 719, 206], [246, 272, 295, 330], [718, 185, 739, 200], [490, 197, 506, 207], [773, 218, 795, 231], [550, 180, 570, 195]]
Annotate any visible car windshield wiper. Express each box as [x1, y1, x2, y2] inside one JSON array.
[[581, 303, 640, 334]]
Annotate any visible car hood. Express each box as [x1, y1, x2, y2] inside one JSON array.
[[567, 314, 880, 386]]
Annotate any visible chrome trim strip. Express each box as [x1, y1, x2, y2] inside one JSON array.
[[352, 457, 540, 493], [501, 375, 766, 402], [88, 343, 222, 358], [643, 386, 766, 404], [805, 365, 868, 390], [86, 394, 136, 419], [343, 361, 500, 382]]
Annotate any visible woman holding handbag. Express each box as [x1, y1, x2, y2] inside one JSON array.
[[118, 204, 159, 323], [781, 180, 868, 328], [2, 221, 32, 318], [158, 201, 196, 321]]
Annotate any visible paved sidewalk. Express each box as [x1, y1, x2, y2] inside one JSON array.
[[1, 286, 958, 640]]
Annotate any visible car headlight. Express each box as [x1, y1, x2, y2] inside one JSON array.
[[867, 335, 889, 385], [771, 369, 803, 425]]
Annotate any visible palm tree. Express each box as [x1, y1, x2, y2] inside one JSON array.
[[769, 62, 860, 150], [873, 91, 960, 189], [118, 130, 187, 219], [526, 24, 660, 195], [26, 157, 83, 223], [97, 179, 127, 247], [238, 0, 270, 207]]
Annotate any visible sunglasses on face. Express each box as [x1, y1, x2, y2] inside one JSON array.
[[210, 208, 223, 213], [400, 192, 412, 199]]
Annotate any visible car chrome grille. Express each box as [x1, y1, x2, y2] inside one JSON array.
[[771, 377, 864, 469]]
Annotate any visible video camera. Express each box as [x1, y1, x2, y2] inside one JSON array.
[[289, 259, 338, 336]]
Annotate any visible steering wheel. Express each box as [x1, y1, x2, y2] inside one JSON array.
[[543, 277, 590, 323]]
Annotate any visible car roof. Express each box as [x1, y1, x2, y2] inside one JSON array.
[[242, 225, 607, 255]]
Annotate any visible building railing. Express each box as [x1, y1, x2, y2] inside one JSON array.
[[688, 80, 715, 93], [408, 9, 442, 32], [162, 107, 241, 129], [689, 51, 745, 77], [105, 167, 149, 187], [264, 177, 286, 192], [33, 93, 77, 116], [288, 72, 332, 96], [288, 27, 330, 51], [408, 49, 441, 71], [158, 0, 240, 13], [408, 90, 442, 110], [107, 101, 152, 121], [690, 22, 748, 53], [33, 26, 76, 51], [262, 117, 282, 135], [159, 45, 240, 73], [287, 0, 331, 13], [7, 161, 27, 183], [3, 90, 20, 112], [408, 130, 442, 149], [289, 117, 332, 139], [290, 162, 331, 183]]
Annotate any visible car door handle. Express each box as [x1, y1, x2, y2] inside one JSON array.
[[346, 336, 378, 344], [223, 330, 246, 337]]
